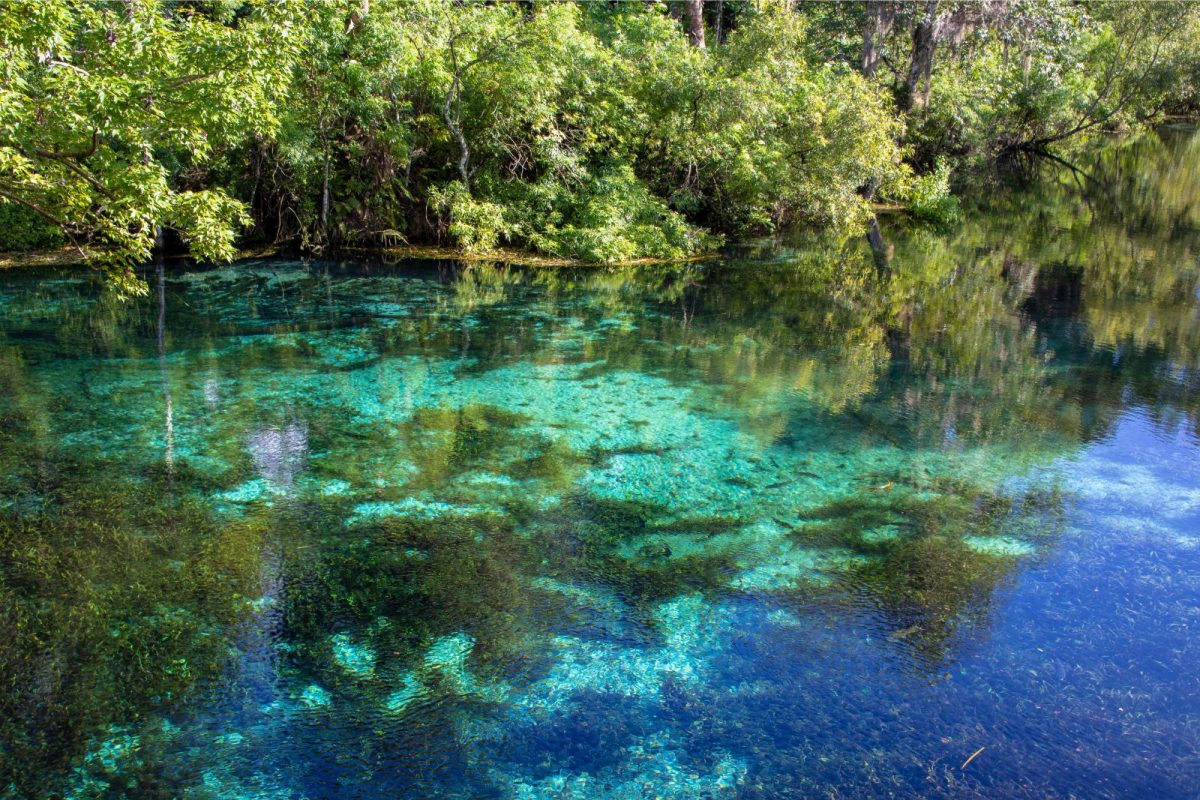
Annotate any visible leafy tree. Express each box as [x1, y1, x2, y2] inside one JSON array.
[[0, 0, 301, 292], [842, 0, 1200, 162], [3, 0, 1200, 277]]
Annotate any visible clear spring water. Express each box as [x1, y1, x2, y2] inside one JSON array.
[[2, 128, 1199, 799]]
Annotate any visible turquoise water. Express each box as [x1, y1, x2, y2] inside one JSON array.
[[2, 128, 1199, 799]]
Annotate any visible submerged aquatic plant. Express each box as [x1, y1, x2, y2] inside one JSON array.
[[0, 452, 272, 797]]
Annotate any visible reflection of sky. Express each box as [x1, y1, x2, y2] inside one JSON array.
[[960, 406, 1200, 795], [247, 421, 309, 488], [1065, 406, 1200, 544]]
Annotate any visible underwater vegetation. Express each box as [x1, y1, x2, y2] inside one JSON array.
[[0, 455, 268, 795]]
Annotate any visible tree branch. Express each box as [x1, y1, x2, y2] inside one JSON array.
[[32, 130, 100, 161], [46, 59, 89, 76], [0, 186, 88, 258]]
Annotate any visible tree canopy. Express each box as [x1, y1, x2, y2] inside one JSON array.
[[2, 0, 1199, 292]]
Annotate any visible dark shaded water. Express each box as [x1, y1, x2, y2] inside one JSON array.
[[1, 127, 1199, 799]]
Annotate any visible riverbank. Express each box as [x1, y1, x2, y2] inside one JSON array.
[[343, 245, 716, 268], [0, 243, 718, 273], [0, 247, 86, 270]]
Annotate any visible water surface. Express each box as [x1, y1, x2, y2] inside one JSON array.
[[1, 128, 1199, 799]]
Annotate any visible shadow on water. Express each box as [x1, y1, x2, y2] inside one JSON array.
[[0, 126, 1199, 799]]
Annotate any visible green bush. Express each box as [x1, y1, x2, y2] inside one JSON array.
[[430, 182, 509, 253], [907, 160, 960, 225], [0, 203, 66, 252], [506, 164, 719, 263]]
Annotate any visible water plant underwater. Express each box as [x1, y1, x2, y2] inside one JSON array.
[[0, 262, 1053, 797], [0, 262, 1109, 799], [1, 131, 1200, 798]]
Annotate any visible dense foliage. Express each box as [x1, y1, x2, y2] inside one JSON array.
[[0, 0, 299, 290], [1, 0, 1199, 291]]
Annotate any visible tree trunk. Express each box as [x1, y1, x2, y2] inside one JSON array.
[[905, 2, 939, 110], [320, 145, 331, 236], [443, 78, 471, 190], [866, 216, 892, 271], [346, 0, 369, 33], [862, 1, 894, 78], [443, 39, 472, 191], [862, 177, 891, 271], [685, 0, 705, 49], [156, 259, 175, 475]]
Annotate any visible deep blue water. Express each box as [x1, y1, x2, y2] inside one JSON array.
[[1, 129, 1199, 799]]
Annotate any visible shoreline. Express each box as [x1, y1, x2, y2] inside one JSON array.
[[339, 245, 717, 268], [0, 247, 88, 270], [0, 244, 719, 272]]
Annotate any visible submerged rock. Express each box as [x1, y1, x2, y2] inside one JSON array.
[[296, 684, 331, 709], [330, 632, 376, 678], [963, 535, 1035, 557], [383, 672, 427, 714], [424, 632, 476, 672], [504, 731, 747, 800], [347, 498, 494, 524], [424, 632, 509, 702]]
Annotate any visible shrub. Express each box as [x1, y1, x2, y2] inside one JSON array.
[[907, 160, 960, 225], [0, 204, 66, 252]]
